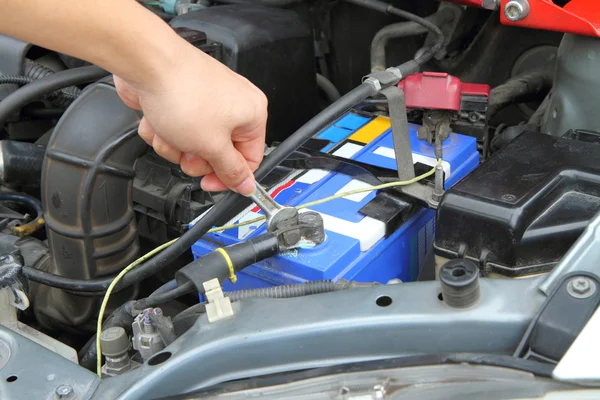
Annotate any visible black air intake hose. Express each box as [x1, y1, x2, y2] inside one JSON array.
[[35, 81, 147, 330]]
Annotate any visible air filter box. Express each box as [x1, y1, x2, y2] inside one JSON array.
[[435, 130, 600, 277]]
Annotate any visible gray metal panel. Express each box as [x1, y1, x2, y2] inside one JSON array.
[[0, 325, 99, 400], [95, 276, 546, 399]]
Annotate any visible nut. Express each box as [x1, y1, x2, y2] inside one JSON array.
[[55, 385, 74, 399], [567, 277, 596, 299], [572, 278, 591, 294]]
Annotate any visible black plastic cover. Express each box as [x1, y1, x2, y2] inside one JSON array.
[[435, 131, 600, 276], [170, 5, 318, 145]]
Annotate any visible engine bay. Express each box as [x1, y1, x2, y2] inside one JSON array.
[[1, 1, 600, 399]]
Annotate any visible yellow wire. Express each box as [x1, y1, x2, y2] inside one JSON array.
[[96, 238, 178, 377], [95, 159, 441, 376], [214, 248, 237, 283]]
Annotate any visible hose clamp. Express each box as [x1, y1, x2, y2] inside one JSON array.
[[363, 77, 382, 92], [386, 67, 403, 80]]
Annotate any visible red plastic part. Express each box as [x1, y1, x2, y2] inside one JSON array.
[[462, 82, 491, 98], [500, 0, 600, 37], [398, 72, 489, 111]]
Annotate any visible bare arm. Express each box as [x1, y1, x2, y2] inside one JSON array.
[[0, 0, 267, 195]]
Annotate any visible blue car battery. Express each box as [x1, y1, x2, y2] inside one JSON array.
[[190, 111, 479, 290]]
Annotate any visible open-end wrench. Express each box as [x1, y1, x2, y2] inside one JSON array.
[[247, 182, 299, 233]]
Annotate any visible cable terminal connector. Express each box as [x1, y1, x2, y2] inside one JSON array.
[[203, 278, 234, 323]]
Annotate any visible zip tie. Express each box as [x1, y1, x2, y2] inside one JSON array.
[[215, 248, 237, 284]]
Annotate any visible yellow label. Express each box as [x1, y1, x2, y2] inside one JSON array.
[[348, 115, 391, 144]]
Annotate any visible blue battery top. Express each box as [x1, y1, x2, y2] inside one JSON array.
[[190, 111, 479, 289]]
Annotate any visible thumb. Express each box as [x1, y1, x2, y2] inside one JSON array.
[[203, 140, 255, 195]]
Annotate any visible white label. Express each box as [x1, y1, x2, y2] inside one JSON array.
[[333, 142, 363, 159], [308, 209, 385, 251], [334, 179, 373, 202], [296, 169, 330, 184], [373, 147, 452, 177]]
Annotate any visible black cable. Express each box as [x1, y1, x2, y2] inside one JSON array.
[[133, 281, 194, 310], [316, 73, 341, 103], [487, 70, 554, 119], [345, 0, 445, 75], [370, 9, 453, 73], [0, 192, 43, 219], [0, 65, 108, 130], [0, 76, 32, 86], [24, 60, 82, 107]]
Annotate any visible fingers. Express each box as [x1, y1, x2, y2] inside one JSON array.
[[180, 153, 214, 177], [138, 117, 155, 145], [232, 123, 266, 173], [113, 75, 142, 110], [200, 173, 228, 192], [152, 135, 181, 164], [201, 140, 255, 195]]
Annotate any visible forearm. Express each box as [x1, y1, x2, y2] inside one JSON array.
[[1, 0, 191, 86]]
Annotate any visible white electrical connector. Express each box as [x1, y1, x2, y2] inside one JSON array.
[[203, 278, 234, 323]]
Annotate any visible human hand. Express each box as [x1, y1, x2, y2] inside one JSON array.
[[113, 42, 267, 195]]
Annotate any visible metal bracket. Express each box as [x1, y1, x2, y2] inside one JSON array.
[[381, 86, 415, 181]]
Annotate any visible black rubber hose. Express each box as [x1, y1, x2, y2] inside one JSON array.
[[487, 70, 554, 118], [0, 65, 108, 130], [24, 60, 82, 107], [0, 192, 43, 218], [0, 140, 46, 186], [371, 9, 454, 72], [0, 75, 78, 103], [316, 73, 341, 103], [346, 0, 445, 75], [22, 82, 377, 293]]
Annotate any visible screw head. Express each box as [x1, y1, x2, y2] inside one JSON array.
[[504, 0, 530, 22], [567, 277, 596, 299], [55, 385, 74, 399]]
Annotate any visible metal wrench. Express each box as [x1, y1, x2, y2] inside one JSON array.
[[247, 182, 298, 233]]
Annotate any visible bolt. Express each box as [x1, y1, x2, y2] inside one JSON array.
[[504, 0, 530, 22], [281, 229, 301, 248], [567, 277, 596, 299], [573, 278, 591, 294], [55, 385, 74, 399]]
